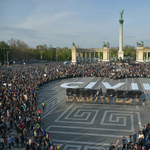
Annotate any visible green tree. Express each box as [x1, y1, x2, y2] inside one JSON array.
[[110, 47, 119, 58], [123, 45, 136, 60], [0, 41, 9, 63], [8, 38, 29, 61]]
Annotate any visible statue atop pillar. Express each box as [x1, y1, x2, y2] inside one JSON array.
[[72, 42, 75, 46], [136, 41, 144, 47], [118, 10, 124, 59], [119, 10, 124, 20], [103, 42, 110, 48]]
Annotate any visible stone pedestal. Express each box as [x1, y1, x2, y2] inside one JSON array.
[[136, 47, 144, 62], [103, 47, 110, 62], [118, 51, 124, 60], [71, 46, 76, 63]]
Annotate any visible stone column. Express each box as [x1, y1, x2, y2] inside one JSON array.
[[76, 51, 79, 61], [107, 52, 109, 61], [85, 52, 87, 59], [147, 52, 148, 61], [94, 52, 95, 61], [80, 51, 83, 59], [98, 52, 100, 62], [71, 46, 76, 63], [118, 19, 124, 59], [137, 47, 144, 62]]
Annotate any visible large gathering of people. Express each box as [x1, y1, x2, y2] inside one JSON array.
[[110, 123, 150, 150], [0, 61, 149, 150], [0, 64, 60, 150]]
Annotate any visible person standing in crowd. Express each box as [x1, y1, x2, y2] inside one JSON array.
[[40, 142, 46, 150], [109, 143, 115, 150], [122, 136, 126, 149], [19, 133, 24, 148], [15, 135, 19, 148], [42, 101, 45, 111], [56, 146, 60, 150], [138, 135, 145, 149], [23, 128, 27, 141], [135, 143, 140, 150], [145, 134, 149, 144], [117, 144, 121, 150], [133, 131, 137, 144], [7, 135, 11, 149], [10, 135, 15, 148], [38, 108, 41, 117], [25, 141, 30, 150], [115, 140, 120, 148], [126, 136, 131, 150], [6, 120, 10, 132], [146, 139, 150, 150]]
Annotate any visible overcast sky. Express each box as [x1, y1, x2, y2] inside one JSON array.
[[0, 0, 150, 49]]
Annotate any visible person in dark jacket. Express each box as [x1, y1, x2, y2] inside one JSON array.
[[37, 143, 41, 150], [122, 136, 126, 150], [139, 135, 145, 149], [15, 135, 19, 147], [133, 131, 137, 144], [40, 142, 46, 150], [109, 143, 115, 150], [146, 140, 150, 150], [25, 141, 30, 150], [19, 133, 24, 148]]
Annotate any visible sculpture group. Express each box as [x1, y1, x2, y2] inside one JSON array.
[[119, 10, 124, 20], [103, 42, 110, 48], [136, 41, 144, 47]]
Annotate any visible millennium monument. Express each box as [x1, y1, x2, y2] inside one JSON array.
[[118, 10, 124, 60], [71, 10, 150, 63]]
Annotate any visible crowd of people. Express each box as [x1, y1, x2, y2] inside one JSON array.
[[110, 123, 150, 150], [0, 61, 149, 150], [43, 61, 150, 80], [0, 64, 61, 150]]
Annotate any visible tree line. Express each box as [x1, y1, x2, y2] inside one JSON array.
[[0, 38, 146, 63], [0, 38, 71, 63]]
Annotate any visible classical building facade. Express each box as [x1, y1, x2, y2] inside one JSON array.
[[71, 46, 110, 63], [136, 47, 150, 62]]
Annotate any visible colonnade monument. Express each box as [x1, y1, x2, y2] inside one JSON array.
[[71, 10, 150, 63]]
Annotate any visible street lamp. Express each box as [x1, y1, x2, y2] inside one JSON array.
[[66, 47, 68, 60], [56, 48, 58, 62], [40, 51, 43, 62], [51, 53, 52, 62], [7, 51, 10, 66]]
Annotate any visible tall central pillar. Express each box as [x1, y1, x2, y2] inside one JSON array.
[[118, 10, 124, 60]]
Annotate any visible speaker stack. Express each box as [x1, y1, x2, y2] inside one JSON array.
[[66, 88, 102, 102], [66, 88, 144, 104]]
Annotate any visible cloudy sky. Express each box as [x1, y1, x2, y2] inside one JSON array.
[[0, 0, 150, 48]]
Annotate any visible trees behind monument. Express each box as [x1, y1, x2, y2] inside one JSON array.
[[110, 45, 137, 60], [0, 38, 148, 61], [0, 38, 71, 62]]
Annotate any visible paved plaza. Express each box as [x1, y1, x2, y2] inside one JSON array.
[[35, 77, 150, 150]]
